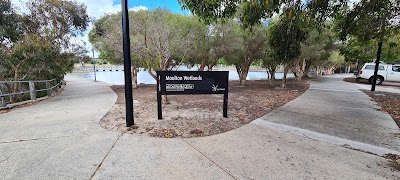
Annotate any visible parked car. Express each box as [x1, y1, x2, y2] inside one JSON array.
[[359, 62, 400, 85]]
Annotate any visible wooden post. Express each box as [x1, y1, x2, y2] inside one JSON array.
[[54, 80, 59, 92], [0, 88, 6, 107], [29, 81, 36, 100], [46, 81, 51, 97]]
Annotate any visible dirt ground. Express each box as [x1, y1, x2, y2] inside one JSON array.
[[363, 90, 400, 128], [343, 77, 370, 84], [101, 80, 310, 138]]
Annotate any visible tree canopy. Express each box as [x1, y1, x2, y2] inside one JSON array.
[[0, 0, 90, 82], [178, 0, 347, 28]]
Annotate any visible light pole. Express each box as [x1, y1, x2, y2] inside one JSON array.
[[92, 49, 97, 82], [122, 0, 134, 126]]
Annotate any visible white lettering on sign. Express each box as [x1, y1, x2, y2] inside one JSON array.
[[166, 84, 195, 91], [166, 75, 202, 81], [166, 76, 182, 81], [183, 75, 202, 81]]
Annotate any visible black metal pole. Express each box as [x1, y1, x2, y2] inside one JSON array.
[[122, 0, 134, 126], [92, 49, 96, 82], [371, 40, 383, 91], [223, 93, 228, 118], [157, 73, 163, 119], [223, 74, 228, 118]]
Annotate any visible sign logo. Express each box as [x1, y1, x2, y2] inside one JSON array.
[[212, 84, 225, 92]]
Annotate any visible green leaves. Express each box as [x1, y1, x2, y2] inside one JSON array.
[[336, 0, 399, 41], [27, 0, 90, 47], [178, 0, 241, 24], [0, 0, 21, 42], [0, 0, 89, 81], [269, 16, 308, 63]]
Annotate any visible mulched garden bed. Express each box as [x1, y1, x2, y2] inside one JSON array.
[[343, 77, 369, 84], [101, 79, 310, 138]]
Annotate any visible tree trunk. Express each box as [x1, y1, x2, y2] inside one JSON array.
[[236, 62, 250, 86], [131, 66, 138, 89], [270, 70, 276, 80], [327, 66, 335, 75], [300, 59, 307, 78], [199, 60, 206, 71], [238, 68, 247, 85], [269, 66, 276, 81], [316, 66, 321, 76], [291, 59, 303, 81], [302, 62, 311, 78], [281, 64, 288, 88], [207, 59, 219, 71], [207, 64, 213, 71], [147, 65, 157, 81], [162, 95, 169, 104]]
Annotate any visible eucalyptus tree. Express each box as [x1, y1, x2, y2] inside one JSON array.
[[340, 34, 400, 65], [90, 10, 199, 92], [0, 0, 88, 103], [269, 5, 309, 87], [206, 21, 241, 71], [179, 0, 347, 87], [1, 0, 89, 82], [223, 23, 267, 85], [184, 18, 212, 71], [179, 0, 347, 28], [237, 26, 267, 85], [0, 0, 21, 43], [294, 27, 336, 78], [130, 10, 195, 79], [339, 36, 376, 66], [27, 0, 89, 49]]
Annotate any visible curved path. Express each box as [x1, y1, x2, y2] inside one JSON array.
[[0, 75, 399, 179]]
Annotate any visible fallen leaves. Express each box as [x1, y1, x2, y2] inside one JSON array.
[[384, 153, 400, 165]]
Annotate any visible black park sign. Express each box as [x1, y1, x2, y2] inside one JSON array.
[[156, 71, 229, 119]]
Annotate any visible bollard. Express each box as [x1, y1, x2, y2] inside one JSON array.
[[29, 81, 36, 100], [46, 81, 51, 97]]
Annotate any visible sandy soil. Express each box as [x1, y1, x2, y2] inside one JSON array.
[[101, 80, 310, 138]]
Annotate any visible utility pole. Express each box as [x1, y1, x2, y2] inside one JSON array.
[[92, 48, 97, 82], [122, 0, 134, 126]]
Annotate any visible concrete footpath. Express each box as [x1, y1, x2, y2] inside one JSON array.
[[0, 75, 399, 179]]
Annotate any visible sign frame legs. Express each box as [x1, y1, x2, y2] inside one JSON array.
[[223, 93, 228, 118]]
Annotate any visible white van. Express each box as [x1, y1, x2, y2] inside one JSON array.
[[359, 62, 400, 85]]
